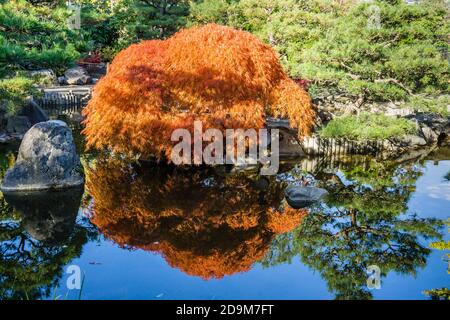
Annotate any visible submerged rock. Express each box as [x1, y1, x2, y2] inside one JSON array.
[[1, 120, 84, 191], [285, 185, 328, 208]]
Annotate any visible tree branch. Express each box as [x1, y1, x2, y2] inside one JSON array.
[[374, 78, 415, 96]]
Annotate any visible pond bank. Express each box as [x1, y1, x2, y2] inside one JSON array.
[[1, 85, 448, 162], [268, 111, 450, 159]]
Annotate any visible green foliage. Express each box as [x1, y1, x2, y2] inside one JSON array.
[[189, 0, 236, 25], [93, 0, 190, 59], [0, 77, 35, 102], [229, 0, 344, 78], [0, 77, 36, 115], [319, 113, 417, 140], [423, 288, 450, 300], [79, 0, 119, 54], [0, 0, 88, 112], [405, 95, 450, 116], [428, 218, 450, 275], [189, 0, 449, 106], [0, 0, 85, 74], [299, 0, 450, 101]]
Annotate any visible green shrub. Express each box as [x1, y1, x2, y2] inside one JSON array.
[[0, 0, 86, 74], [0, 0, 87, 112], [189, 0, 236, 26], [319, 113, 417, 141], [405, 95, 450, 116], [0, 77, 36, 115], [298, 0, 450, 101]]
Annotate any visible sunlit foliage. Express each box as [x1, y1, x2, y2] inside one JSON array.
[[82, 24, 314, 159]]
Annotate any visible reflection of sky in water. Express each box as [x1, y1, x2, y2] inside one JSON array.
[[1, 144, 448, 300], [409, 161, 450, 215], [49, 160, 449, 300], [372, 161, 449, 300]]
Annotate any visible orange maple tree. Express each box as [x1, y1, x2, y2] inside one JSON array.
[[86, 158, 307, 279], [82, 24, 314, 159]]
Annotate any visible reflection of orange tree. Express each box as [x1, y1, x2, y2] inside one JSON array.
[[87, 158, 307, 279], [82, 24, 314, 159]]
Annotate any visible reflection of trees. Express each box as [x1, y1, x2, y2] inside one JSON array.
[[263, 157, 445, 300], [0, 188, 94, 300], [87, 158, 307, 279], [425, 218, 450, 300]]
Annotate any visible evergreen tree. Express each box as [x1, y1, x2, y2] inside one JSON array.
[[108, 0, 190, 51], [0, 0, 88, 111], [189, 0, 449, 112], [299, 0, 449, 105]]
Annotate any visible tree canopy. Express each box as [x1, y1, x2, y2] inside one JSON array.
[[82, 24, 314, 159], [189, 0, 450, 111]]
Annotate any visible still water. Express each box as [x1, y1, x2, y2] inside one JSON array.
[[0, 134, 449, 300]]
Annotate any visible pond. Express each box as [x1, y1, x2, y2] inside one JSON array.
[[0, 127, 449, 300]]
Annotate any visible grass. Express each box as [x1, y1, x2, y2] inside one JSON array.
[[405, 95, 450, 117], [319, 113, 417, 141]]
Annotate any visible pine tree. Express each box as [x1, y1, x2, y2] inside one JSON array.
[[299, 0, 449, 104], [0, 0, 88, 111]]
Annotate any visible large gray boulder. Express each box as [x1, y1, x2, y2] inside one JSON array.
[[285, 185, 328, 208], [1, 120, 84, 191]]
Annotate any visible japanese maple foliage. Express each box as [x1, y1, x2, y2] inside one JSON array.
[[82, 24, 314, 159]]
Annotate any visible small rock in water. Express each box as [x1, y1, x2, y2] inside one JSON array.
[[1, 120, 84, 191], [285, 186, 328, 208]]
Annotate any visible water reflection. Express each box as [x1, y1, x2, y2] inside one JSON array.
[[264, 155, 446, 299], [0, 147, 448, 299], [0, 188, 94, 300], [86, 158, 307, 279]]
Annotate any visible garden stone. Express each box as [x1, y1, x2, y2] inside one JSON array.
[[29, 69, 57, 85], [406, 113, 449, 139], [421, 126, 439, 143], [1, 120, 84, 191], [285, 186, 328, 208], [398, 134, 427, 147], [58, 76, 67, 85], [64, 66, 92, 85], [6, 115, 31, 134], [18, 98, 48, 125]]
